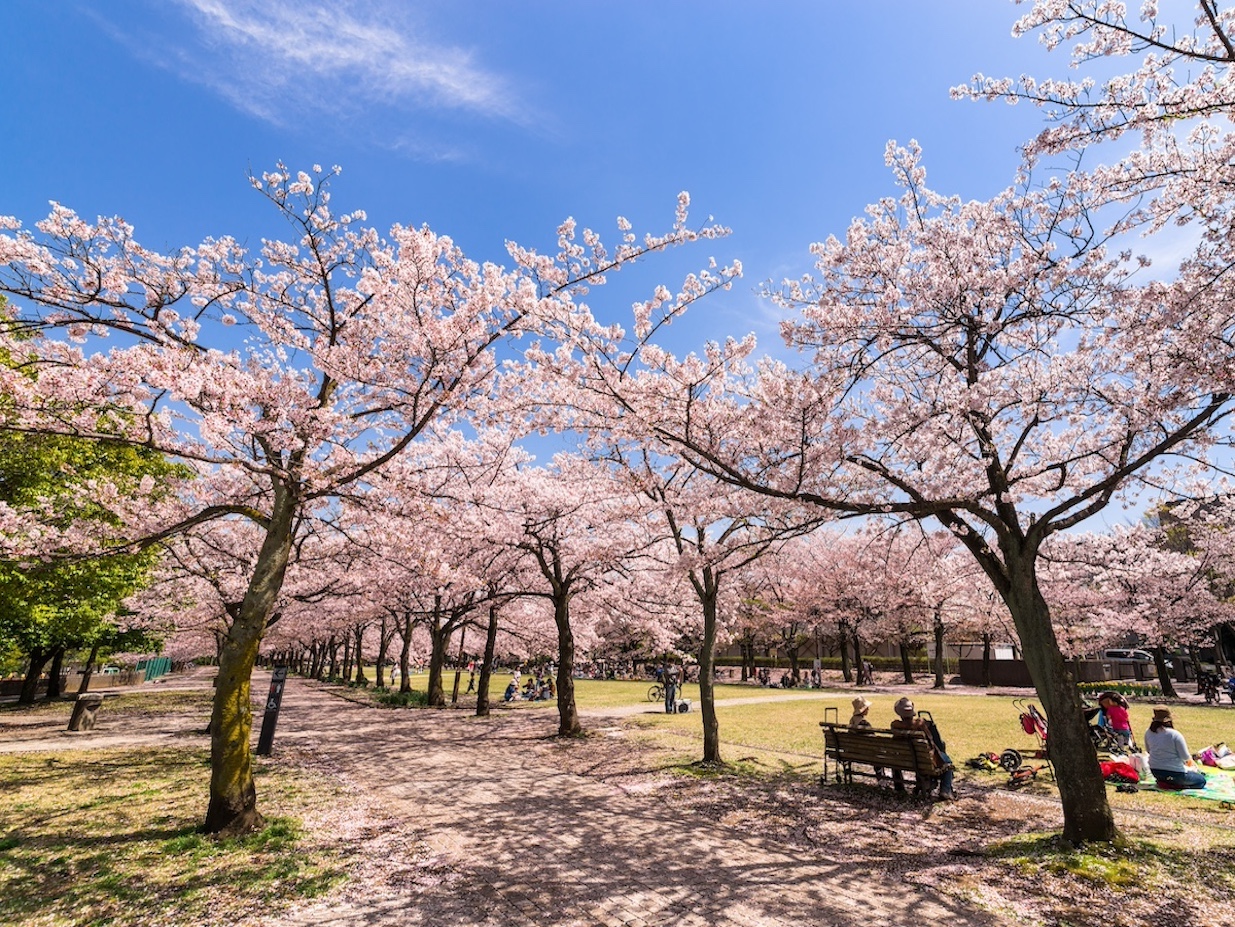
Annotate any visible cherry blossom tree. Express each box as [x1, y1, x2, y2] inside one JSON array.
[[569, 140, 1235, 841], [489, 456, 646, 736], [1044, 524, 1232, 696], [1167, 495, 1235, 672], [597, 441, 818, 764], [0, 166, 731, 834]]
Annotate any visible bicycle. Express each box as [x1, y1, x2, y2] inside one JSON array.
[[647, 684, 664, 702]]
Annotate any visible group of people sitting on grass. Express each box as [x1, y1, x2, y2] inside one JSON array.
[[503, 670, 556, 703], [756, 667, 824, 689]]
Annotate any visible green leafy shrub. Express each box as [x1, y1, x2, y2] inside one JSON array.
[[373, 689, 429, 708], [1078, 681, 1162, 698]]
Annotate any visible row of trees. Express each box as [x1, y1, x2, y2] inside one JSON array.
[[4, 1, 1235, 845]]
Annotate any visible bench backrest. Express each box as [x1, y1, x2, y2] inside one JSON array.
[[820, 723, 939, 775]]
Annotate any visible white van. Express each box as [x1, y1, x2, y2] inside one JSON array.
[[1102, 649, 1171, 668]]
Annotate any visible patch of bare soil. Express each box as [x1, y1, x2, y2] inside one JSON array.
[[532, 726, 1235, 927]]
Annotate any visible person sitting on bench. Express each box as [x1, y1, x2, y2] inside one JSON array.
[[890, 697, 956, 801]]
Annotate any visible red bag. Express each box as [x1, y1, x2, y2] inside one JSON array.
[[1099, 760, 1140, 783]]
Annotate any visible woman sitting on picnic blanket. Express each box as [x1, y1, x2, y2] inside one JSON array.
[[890, 697, 956, 801], [1144, 706, 1207, 790]]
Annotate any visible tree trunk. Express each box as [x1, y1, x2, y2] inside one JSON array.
[[327, 636, 338, 680], [552, 593, 581, 737], [899, 641, 914, 685], [698, 576, 722, 764], [450, 625, 467, 705], [932, 610, 946, 690], [1001, 547, 1116, 844], [46, 648, 66, 699], [375, 616, 389, 689], [1152, 645, 1178, 698], [203, 490, 296, 837], [79, 641, 101, 695], [476, 602, 499, 717], [787, 642, 801, 685], [1216, 625, 1233, 674], [399, 613, 414, 694], [18, 648, 51, 705], [426, 606, 449, 708], [852, 632, 865, 686], [838, 621, 852, 683], [982, 632, 993, 688], [353, 625, 367, 686]]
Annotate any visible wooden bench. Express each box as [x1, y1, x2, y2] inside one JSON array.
[[819, 722, 947, 794]]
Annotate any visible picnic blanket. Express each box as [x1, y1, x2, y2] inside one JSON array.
[[1136, 768, 1235, 803]]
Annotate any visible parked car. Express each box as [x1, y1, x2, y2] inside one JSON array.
[[1102, 649, 1172, 669]]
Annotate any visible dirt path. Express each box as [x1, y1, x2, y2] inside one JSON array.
[[265, 676, 998, 927]]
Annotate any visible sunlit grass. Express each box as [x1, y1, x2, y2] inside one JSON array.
[[626, 690, 1235, 805]]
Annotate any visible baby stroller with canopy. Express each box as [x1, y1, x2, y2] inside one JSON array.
[[999, 700, 1051, 774], [1088, 692, 1138, 753], [1000, 697, 1129, 775], [997, 696, 1126, 775]]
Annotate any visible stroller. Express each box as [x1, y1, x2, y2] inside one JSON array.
[[1000, 697, 1130, 775], [1084, 702, 1124, 753], [1087, 692, 1138, 753], [999, 700, 1051, 774]]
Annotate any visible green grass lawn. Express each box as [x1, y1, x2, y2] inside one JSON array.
[[627, 689, 1235, 810], [0, 746, 349, 927], [323, 670, 1235, 813]]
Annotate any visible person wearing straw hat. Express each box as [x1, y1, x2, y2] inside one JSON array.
[[848, 696, 873, 729], [849, 695, 897, 788], [1144, 706, 1207, 790]]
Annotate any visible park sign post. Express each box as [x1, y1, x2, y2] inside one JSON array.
[[256, 666, 288, 757]]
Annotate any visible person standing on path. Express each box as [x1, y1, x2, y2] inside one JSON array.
[[664, 663, 680, 714]]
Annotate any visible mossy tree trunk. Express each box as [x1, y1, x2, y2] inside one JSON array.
[[994, 537, 1117, 844], [203, 486, 296, 837]]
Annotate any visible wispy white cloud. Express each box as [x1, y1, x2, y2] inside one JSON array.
[[99, 0, 530, 140]]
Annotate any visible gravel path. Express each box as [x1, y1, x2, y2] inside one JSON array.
[[264, 675, 998, 927]]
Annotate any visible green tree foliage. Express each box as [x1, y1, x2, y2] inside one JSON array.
[[0, 431, 176, 701]]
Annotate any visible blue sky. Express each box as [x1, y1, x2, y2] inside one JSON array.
[[1, 0, 1061, 348]]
